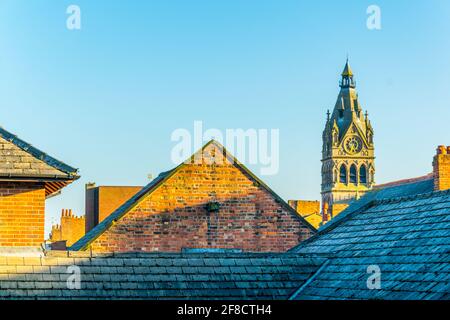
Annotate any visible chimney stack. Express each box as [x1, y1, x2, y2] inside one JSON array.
[[433, 145, 450, 191], [322, 202, 329, 222]]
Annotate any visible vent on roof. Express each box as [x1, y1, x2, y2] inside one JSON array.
[[205, 201, 220, 212]]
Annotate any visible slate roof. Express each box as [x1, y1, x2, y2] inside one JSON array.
[[0, 126, 80, 196], [0, 252, 325, 300], [0, 126, 78, 179], [318, 176, 435, 234], [71, 140, 316, 251], [289, 187, 450, 300]]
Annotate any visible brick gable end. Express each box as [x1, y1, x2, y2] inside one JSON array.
[[88, 145, 313, 252]]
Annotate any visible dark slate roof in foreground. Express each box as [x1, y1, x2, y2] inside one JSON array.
[[316, 176, 435, 234], [0, 126, 79, 179], [290, 188, 450, 300], [0, 252, 325, 300]]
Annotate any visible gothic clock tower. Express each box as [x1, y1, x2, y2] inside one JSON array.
[[321, 60, 375, 218]]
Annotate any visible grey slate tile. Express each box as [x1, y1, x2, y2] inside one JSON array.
[[292, 187, 450, 300]]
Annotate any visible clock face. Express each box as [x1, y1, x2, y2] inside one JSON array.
[[344, 136, 362, 154]]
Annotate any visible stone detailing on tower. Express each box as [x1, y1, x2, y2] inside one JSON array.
[[321, 60, 375, 221], [433, 145, 450, 191], [50, 209, 85, 248]]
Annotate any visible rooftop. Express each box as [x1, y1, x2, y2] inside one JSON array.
[[290, 187, 450, 300], [0, 126, 79, 196], [0, 251, 325, 300]]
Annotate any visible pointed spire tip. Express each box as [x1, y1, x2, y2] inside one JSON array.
[[341, 58, 353, 77]]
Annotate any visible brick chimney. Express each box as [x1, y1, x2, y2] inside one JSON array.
[[322, 202, 329, 222], [433, 145, 450, 191]]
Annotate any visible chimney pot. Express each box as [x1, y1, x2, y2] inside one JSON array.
[[437, 145, 447, 155]]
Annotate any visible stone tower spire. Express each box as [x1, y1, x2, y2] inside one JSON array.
[[340, 58, 356, 88], [321, 60, 375, 220]]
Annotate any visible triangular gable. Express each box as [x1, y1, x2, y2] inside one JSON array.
[[0, 126, 79, 196], [71, 140, 316, 251], [338, 121, 370, 149]]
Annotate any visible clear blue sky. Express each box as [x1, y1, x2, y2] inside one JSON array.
[[0, 1, 449, 235]]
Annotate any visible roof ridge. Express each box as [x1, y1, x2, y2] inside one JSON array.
[[372, 187, 450, 206], [287, 193, 380, 253], [375, 173, 434, 189], [288, 259, 331, 300]]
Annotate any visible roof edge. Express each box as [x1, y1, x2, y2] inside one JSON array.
[[372, 186, 450, 206], [0, 126, 79, 176], [288, 259, 330, 300], [288, 192, 379, 252]]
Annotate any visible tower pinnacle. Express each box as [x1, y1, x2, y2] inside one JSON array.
[[340, 59, 356, 88], [321, 60, 375, 223]]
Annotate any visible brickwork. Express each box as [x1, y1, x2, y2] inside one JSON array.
[[433, 145, 450, 191], [85, 184, 142, 232], [50, 209, 85, 247], [288, 200, 320, 215], [86, 143, 314, 253], [0, 182, 45, 247], [288, 200, 322, 228]]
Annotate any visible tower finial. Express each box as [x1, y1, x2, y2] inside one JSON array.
[[340, 58, 355, 88]]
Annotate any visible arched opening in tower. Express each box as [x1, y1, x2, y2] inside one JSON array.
[[350, 165, 357, 184], [360, 165, 367, 184], [339, 165, 347, 184]]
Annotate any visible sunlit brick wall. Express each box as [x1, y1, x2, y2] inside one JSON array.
[[50, 209, 85, 247], [85, 185, 142, 233], [433, 146, 450, 191], [0, 182, 45, 247], [87, 145, 314, 253]]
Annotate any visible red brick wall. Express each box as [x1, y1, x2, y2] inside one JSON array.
[[98, 187, 142, 222], [50, 209, 85, 247], [0, 182, 45, 247], [85, 185, 142, 232], [88, 146, 314, 253], [61, 214, 85, 247], [288, 200, 320, 215], [433, 145, 450, 191]]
